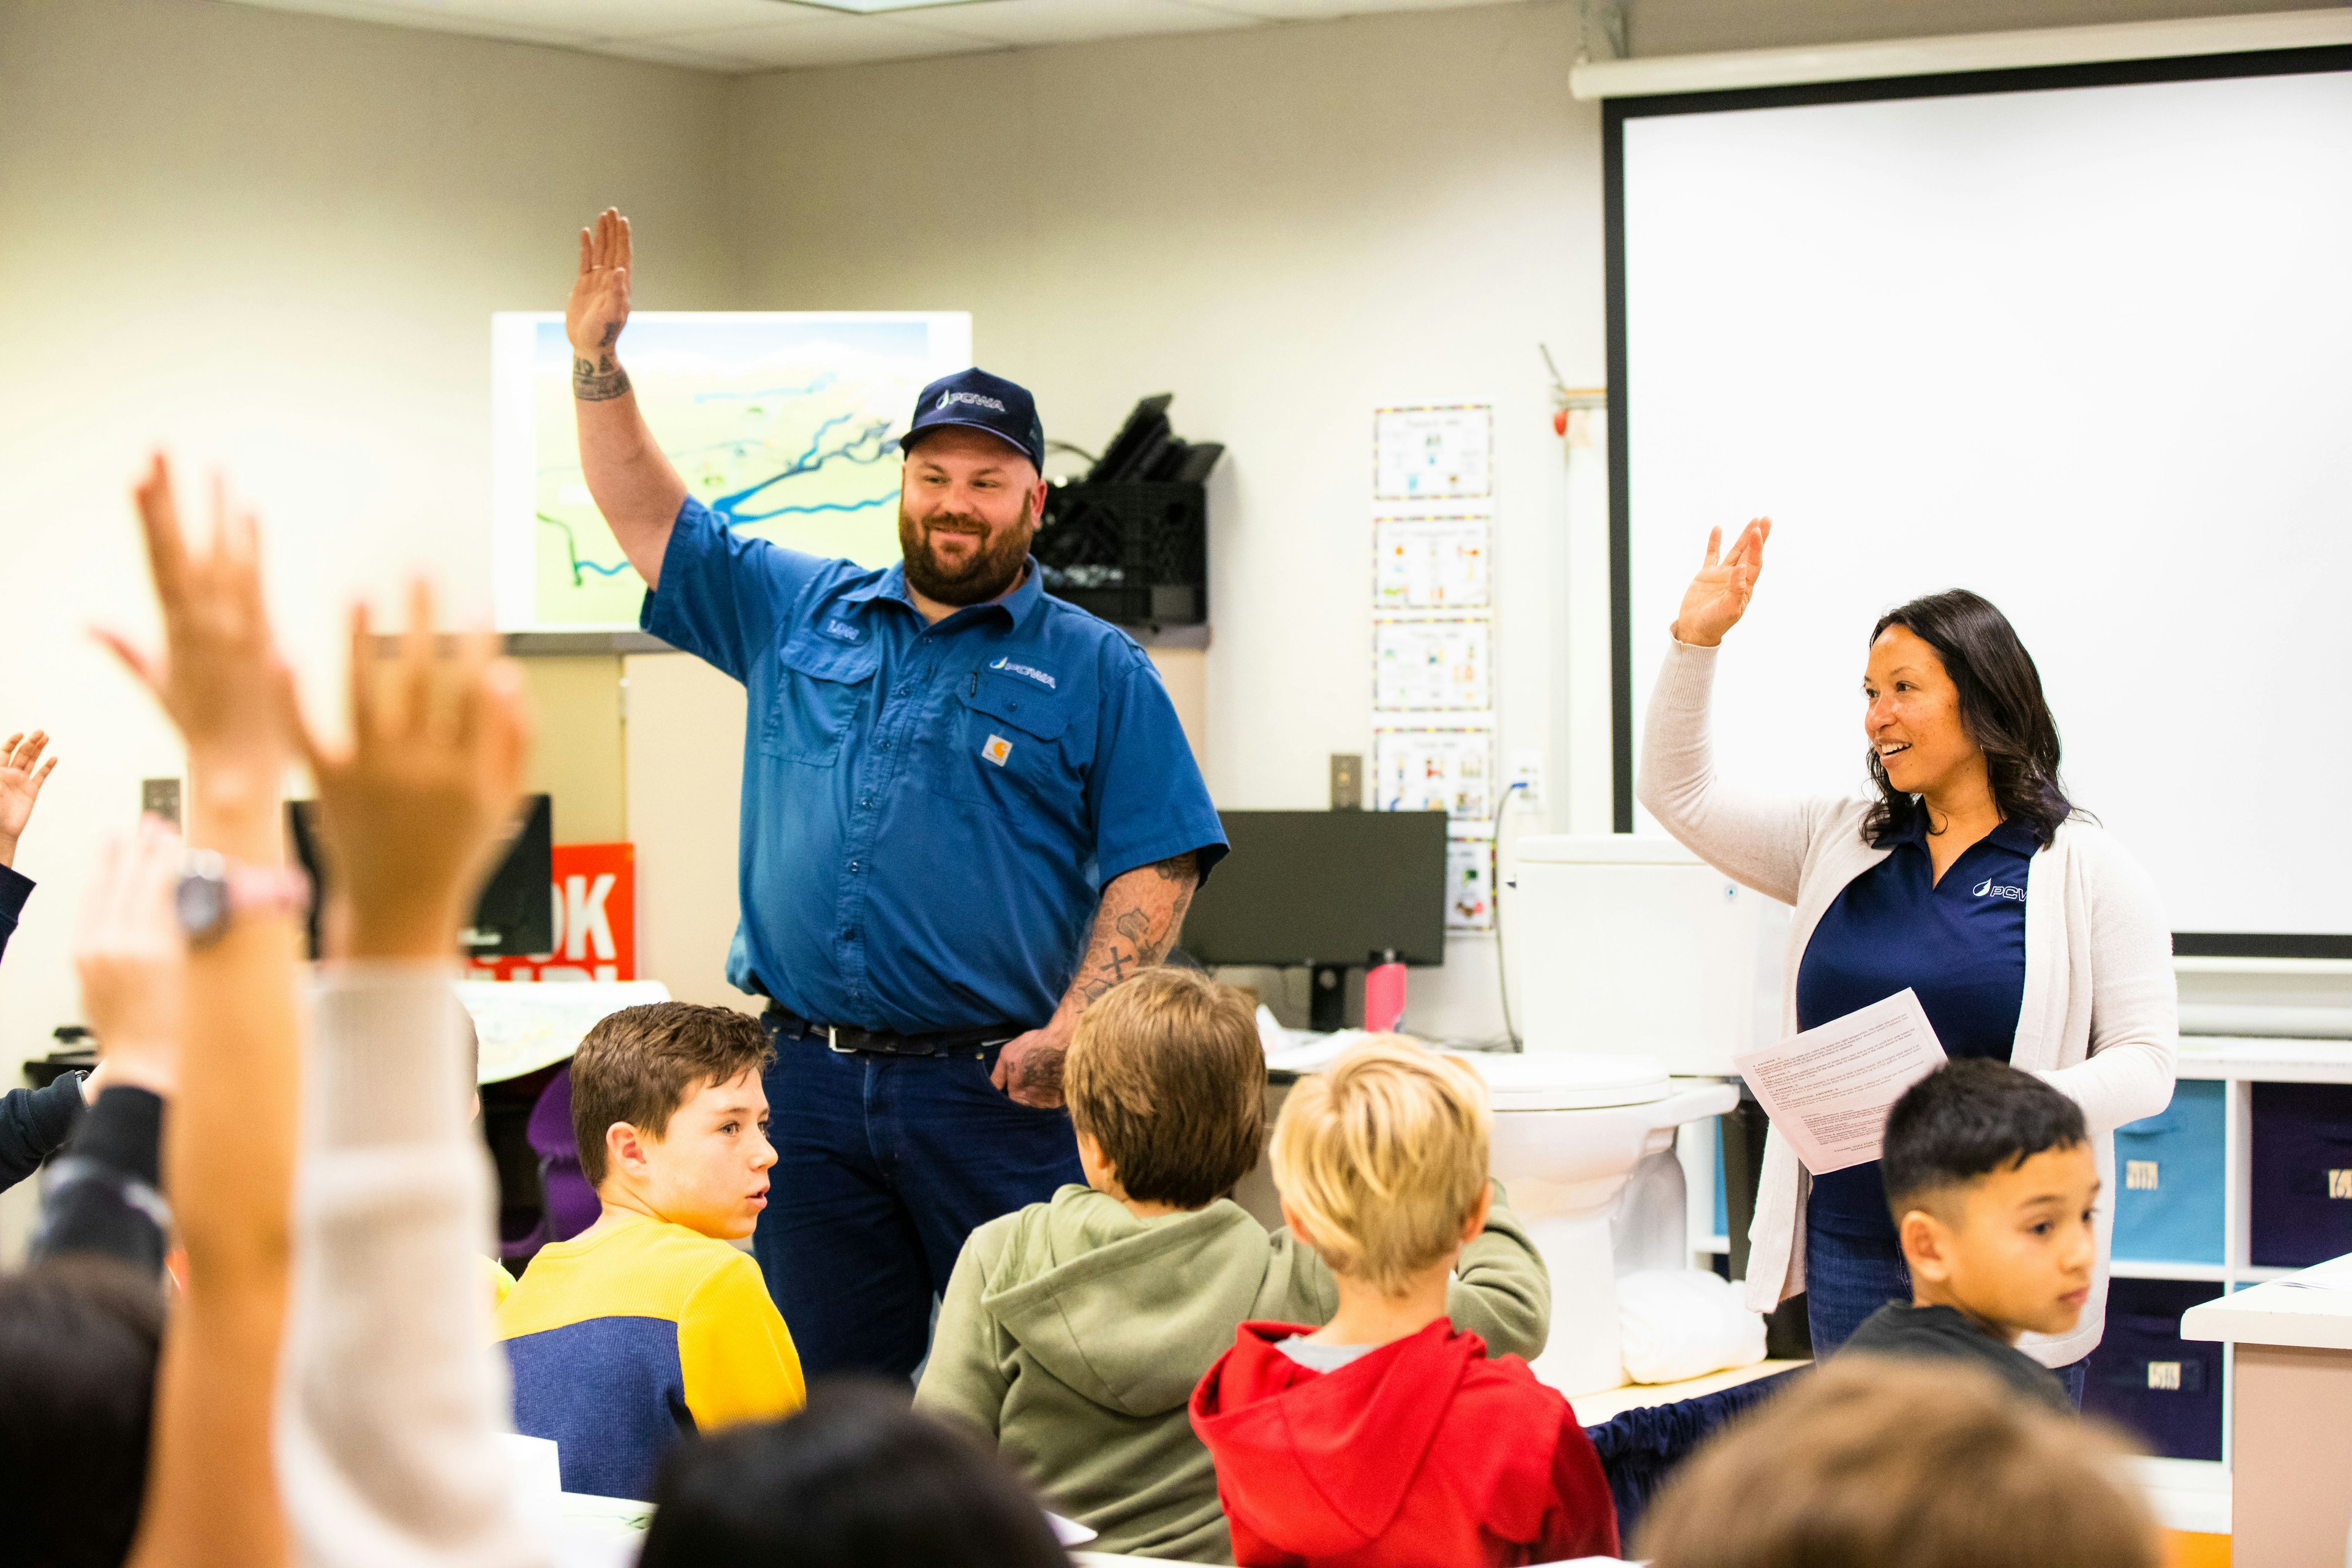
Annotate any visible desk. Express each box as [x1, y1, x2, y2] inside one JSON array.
[[2182, 1253, 2352, 1567]]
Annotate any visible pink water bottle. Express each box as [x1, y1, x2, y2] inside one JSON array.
[[1363, 949, 1408, 1035]]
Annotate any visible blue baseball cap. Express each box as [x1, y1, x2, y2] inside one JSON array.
[[902, 368, 1045, 473]]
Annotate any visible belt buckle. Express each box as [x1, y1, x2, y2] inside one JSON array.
[[826, 1025, 853, 1055]]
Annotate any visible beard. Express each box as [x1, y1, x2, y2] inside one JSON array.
[[899, 494, 1037, 606]]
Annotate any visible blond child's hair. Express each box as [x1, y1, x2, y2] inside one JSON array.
[[1637, 1357, 2160, 1568], [1269, 1038, 1491, 1295]]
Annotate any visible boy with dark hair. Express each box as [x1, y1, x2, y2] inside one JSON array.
[[916, 968, 1550, 1562], [1839, 1057, 2098, 1412], [497, 1001, 804, 1499]]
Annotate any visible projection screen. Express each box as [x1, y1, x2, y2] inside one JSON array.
[[1608, 47, 2352, 955]]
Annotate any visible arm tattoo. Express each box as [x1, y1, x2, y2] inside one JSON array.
[[1067, 858, 1200, 1008], [1011, 1045, 1066, 1099], [573, 353, 631, 402]]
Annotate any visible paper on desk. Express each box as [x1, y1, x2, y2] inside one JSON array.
[[2276, 1256, 2352, 1295], [1732, 989, 1947, 1176]]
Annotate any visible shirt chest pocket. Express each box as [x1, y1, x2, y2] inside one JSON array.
[[760, 630, 881, 766], [928, 673, 1082, 816]]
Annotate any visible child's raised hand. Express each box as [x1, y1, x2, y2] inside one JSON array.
[[74, 816, 186, 1099], [99, 456, 300, 780], [297, 581, 533, 961]]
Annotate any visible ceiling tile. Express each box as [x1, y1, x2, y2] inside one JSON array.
[[905, 0, 1257, 45], [399, 0, 818, 39], [652, 12, 1006, 67], [1189, 0, 1502, 19], [216, 0, 578, 45], [589, 34, 767, 69]]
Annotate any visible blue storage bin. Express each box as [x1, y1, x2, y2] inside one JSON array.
[[2083, 1280, 2223, 1462], [1713, 1117, 1728, 1240], [2250, 1082, 2352, 1268], [2111, 1080, 2225, 1264]]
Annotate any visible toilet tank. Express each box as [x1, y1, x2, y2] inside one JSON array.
[[1512, 835, 1776, 1076]]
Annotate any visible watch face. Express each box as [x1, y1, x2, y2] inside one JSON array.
[[176, 875, 229, 941]]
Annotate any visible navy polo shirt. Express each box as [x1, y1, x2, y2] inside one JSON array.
[[1795, 810, 2037, 1242], [643, 497, 1227, 1036]]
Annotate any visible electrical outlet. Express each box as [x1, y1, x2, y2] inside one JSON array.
[[1330, 753, 1364, 811], [1508, 752, 1544, 810]]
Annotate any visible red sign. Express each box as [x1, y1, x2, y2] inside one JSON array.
[[469, 842, 636, 982]]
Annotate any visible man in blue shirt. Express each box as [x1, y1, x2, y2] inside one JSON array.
[[564, 209, 1228, 1378]]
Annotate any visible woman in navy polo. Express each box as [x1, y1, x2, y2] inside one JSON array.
[[1639, 519, 2178, 1399]]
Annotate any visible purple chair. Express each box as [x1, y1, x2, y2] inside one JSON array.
[[526, 1065, 600, 1246]]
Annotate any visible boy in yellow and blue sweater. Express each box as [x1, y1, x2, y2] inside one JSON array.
[[496, 1002, 804, 1499]]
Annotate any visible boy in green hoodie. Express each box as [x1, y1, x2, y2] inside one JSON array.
[[914, 968, 1551, 1562]]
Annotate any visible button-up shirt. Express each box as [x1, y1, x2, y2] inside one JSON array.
[[643, 497, 1226, 1035]]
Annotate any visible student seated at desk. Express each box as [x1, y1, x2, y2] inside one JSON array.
[[1836, 1058, 2096, 1414], [496, 1001, 804, 1499], [1191, 1039, 1616, 1568], [916, 970, 1549, 1563]]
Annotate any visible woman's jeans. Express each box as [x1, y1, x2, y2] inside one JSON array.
[[1804, 1205, 2088, 1406]]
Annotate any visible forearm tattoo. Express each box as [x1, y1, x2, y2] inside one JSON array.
[[1073, 853, 1197, 1006], [572, 352, 630, 402]]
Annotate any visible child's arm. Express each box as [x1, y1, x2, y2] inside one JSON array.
[[679, 1251, 809, 1430], [0, 1074, 87, 1193], [912, 1232, 1015, 1438], [1442, 1182, 1553, 1362]]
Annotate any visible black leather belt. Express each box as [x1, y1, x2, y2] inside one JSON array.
[[764, 1006, 1020, 1060]]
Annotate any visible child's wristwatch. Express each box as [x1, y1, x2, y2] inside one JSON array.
[[175, 850, 312, 948]]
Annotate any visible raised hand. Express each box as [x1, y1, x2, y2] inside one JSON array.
[[0, 729, 56, 866], [296, 581, 533, 962], [1670, 517, 1771, 648], [99, 456, 300, 783], [74, 816, 186, 1099], [567, 208, 634, 402]]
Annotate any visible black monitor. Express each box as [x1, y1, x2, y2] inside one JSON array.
[[287, 794, 554, 960], [1178, 810, 1449, 1029]]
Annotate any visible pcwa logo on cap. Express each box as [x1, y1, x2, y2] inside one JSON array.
[[982, 734, 1014, 767], [938, 390, 1009, 413]]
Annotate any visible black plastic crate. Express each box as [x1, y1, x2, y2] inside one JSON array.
[[1034, 481, 1207, 627], [2082, 1278, 2225, 1461]]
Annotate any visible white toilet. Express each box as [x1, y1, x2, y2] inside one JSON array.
[[1459, 1051, 1738, 1396]]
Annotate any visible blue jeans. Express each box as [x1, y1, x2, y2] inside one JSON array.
[[1805, 1208, 2088, 1406], [752, 1028, 1084, 1382]]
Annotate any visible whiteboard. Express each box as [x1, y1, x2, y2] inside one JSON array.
[[1618, 62, 2352, 941]]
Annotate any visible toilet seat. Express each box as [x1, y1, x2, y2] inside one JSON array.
[[1454, 1051, 1674, 1112]]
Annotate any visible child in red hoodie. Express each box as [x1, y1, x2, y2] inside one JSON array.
[[1190, 1039, 1618, 1567]]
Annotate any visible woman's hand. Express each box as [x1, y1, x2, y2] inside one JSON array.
[[0, 729, 56, 868], [74, 816, 186, 1099], [297, 581, 533, 962], [1670, 518, 1771, 647]]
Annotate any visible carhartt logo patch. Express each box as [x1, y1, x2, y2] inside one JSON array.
[[982, 734, 1013, 767]]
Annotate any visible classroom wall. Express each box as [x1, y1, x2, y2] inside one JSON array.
[[722, 0, 1607, 1039], [0, 0, 733, 1118]]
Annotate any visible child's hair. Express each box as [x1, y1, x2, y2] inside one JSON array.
[[1065, 968, 1265, 1209], [0, 1259, 164, 1568], [639, 1379, 1070, 1568], [1637, 1357, 2159, 1568], [571, 1002, 774, 1185], [1270, 1038, 1490, 1294], [1880, 1058, 2087, 1223]]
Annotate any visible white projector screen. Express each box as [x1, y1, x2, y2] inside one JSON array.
[[1611, 51, 2352, 952]]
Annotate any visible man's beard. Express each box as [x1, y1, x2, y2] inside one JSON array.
[[899, 495, 1036, 606]]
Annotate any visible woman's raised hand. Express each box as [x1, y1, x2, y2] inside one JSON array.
[[1670, 517, 1771, 647]]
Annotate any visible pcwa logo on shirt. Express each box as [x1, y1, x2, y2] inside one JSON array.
[[1973, 879, 2026, 902], [989, 655, 1057, 690], [982, 734, 1014, 767]]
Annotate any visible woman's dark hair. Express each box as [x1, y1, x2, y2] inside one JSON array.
[[1863, 589, 2075, 848], [639, 1379, 1071, 1568], [0, 1259, 165, 1568]]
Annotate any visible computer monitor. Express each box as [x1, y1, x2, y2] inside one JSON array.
[[286, 793, 554, 960], [1179, 810, 1448, 1028]]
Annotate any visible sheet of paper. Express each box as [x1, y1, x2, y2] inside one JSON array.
[[1374, 616, 1492, 711], [1732, 989, 1947, 1176], [1374, 516, 1491, 610], [1372, 725, 1494, 819], [1373, 405, 1493, 502]]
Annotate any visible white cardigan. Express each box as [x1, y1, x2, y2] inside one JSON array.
[[1637, 639, 2178, 1366]]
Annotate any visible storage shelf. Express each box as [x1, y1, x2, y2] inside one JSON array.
[[2109, 1259, 2229, 1283]]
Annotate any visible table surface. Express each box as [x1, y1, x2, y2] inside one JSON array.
[[2181, 1253, 2352, 1350], [1564, 1357, 1806, 1424]]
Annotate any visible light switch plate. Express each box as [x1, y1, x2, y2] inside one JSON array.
[[140, 777, 182, 827]]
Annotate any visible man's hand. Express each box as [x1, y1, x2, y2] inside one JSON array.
[[296, 581, 532, 962], [993, 1020, 1073, 1110], [99, 456, 301, 786], [568, 208, 633, 402], [74, 816, 186, 1099], [0, 729, 56, 867]]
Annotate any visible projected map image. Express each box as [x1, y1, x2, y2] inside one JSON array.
[[494, 312, 971, 631]]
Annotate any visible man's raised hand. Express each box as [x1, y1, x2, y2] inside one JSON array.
[[296, 581, 533, 962], [568, 208, 634, 402]]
